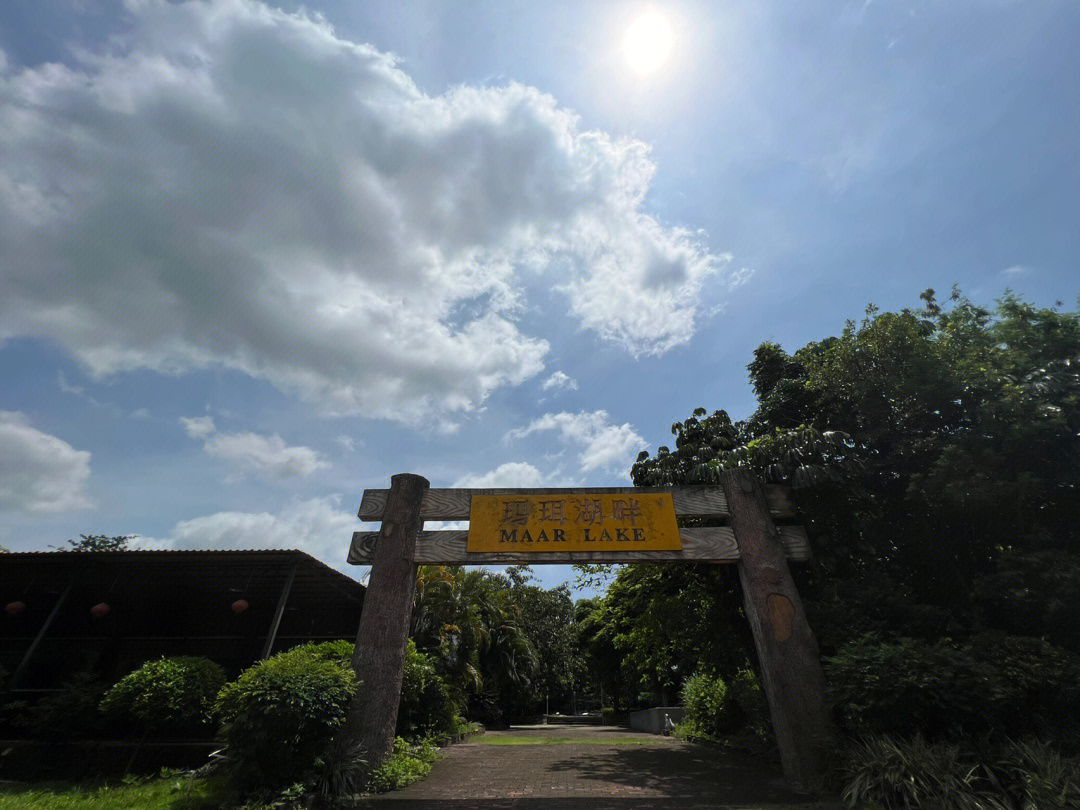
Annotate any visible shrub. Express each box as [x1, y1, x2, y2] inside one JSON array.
[[365, 737, 439, 793], [727, 667, 771, 740], [280, 639, 458, 739], [965, 633, 1080, 742], [215, 646, 357, 793], [992, 738, 1080, 810], [837, 734, 1009, 810], [288, 639, 355, 666], [398, 640, 457, 739], [100, 657, 225, 736], [25, 672, 108, 740], [680, 670, 736, 738], [825, 635, 999, 738]]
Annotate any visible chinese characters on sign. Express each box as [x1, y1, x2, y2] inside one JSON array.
[[467, 493, 682, 553]]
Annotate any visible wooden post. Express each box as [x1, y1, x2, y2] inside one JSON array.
[[9, 582, 73, 688], [342, 473, 428, 771], [260, 562, 297, 660], [720, 468, 830, 794]]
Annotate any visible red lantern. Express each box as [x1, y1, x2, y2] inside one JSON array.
[[5, 601, 25, 616], [231, 599, 249, 614], [90, 602, 111, 618]]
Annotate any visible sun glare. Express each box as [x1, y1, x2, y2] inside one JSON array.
[[623, 9, 675, 76]]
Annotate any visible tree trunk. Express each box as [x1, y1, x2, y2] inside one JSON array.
[[340, 473, 428, 772], [721, 468, 830, 794]]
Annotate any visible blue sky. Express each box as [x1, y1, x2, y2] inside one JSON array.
[[1, 0, 1077, 589]]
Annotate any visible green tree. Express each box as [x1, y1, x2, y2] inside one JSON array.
[[574, 597, 621, 708], [410, 566, 538, 724], [736, 291, 1080, 645], [578, 562, 752, 708], [505, 567, 583, 714], [66, 534, 136, 551], [594, 290, 1080, 715]]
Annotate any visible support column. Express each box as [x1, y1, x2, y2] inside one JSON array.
[[9, 582, 73, 688], [260, 562, 297, 660], [721, 468, 829, 794], [341, 473, 428, 770]]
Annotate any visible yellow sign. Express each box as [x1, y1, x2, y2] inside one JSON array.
[[467, 493, 682, 553]]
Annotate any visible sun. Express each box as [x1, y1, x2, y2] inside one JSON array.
[[622, 9, 675, 77]]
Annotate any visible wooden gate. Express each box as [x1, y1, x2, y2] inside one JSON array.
[[342, 470, 829, 794]]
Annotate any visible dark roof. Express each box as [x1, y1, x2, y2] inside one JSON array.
[[1, 549, 365, 684], [1, 548, 363, 605]]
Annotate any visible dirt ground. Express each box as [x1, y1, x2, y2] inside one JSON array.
[[357, 725, 820, 809]]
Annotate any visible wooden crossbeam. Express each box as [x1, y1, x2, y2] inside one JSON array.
[[357, 484, 795, 522], [349, 525, 810, 565], [341, 472, 826, 792]]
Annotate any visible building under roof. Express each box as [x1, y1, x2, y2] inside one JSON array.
[[0, 549, 365, 696]]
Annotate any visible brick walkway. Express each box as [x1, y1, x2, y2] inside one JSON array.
[[358, 725, 814, 809]]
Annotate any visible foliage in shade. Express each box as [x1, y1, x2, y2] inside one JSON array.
[[23, 672, 108, 741], [824, 636, 999, 739], [600, 291, 1080, 718], [397, 640, 458, 738], [575, 562, 750, 708], [727, 667, 771, 741], [679, 670, 734, 738], [100, 657, 225, 735], [965, 633, 1080, 741], [992, 739, 1080, 810], [825, 634, 1080, 743], [836, 734, 1080, 810], [837, 734, 1010, 810], [678, 667, 771, 743]]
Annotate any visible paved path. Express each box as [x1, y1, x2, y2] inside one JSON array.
[[359, 725, 815, 809]]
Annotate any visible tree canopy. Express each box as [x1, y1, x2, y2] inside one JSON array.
[[591, 290, 1080, 708], [65, 534, 136, 552], [403, 290, 1080, 722]]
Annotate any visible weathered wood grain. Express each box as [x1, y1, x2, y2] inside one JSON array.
[[348, 525, 810, 565], [356, 484, 796, 521], [721, 468, 829, 794], [339, 473, 428, 774]]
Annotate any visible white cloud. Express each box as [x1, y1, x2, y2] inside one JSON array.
[[1001, 265, 1029, 276], [335, 434, 359, 452], [180, 416, 217, 440], [57, 370, 84, 395], [0, 411, 93, 512], [149, 495, 357, 571], [0, 0, 732, 421], [453, 461, 545, 488], [559, 225, 731, 357], [57, 369, 110, 409], [506, 410, 645, 473], [541, 371, 578, 392], [181, 416, 328, 479]]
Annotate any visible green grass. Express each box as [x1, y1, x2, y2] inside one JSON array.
[[0, 777, 840, 810], [475, 735, 665, 745], [0, 776, 225, 810]]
